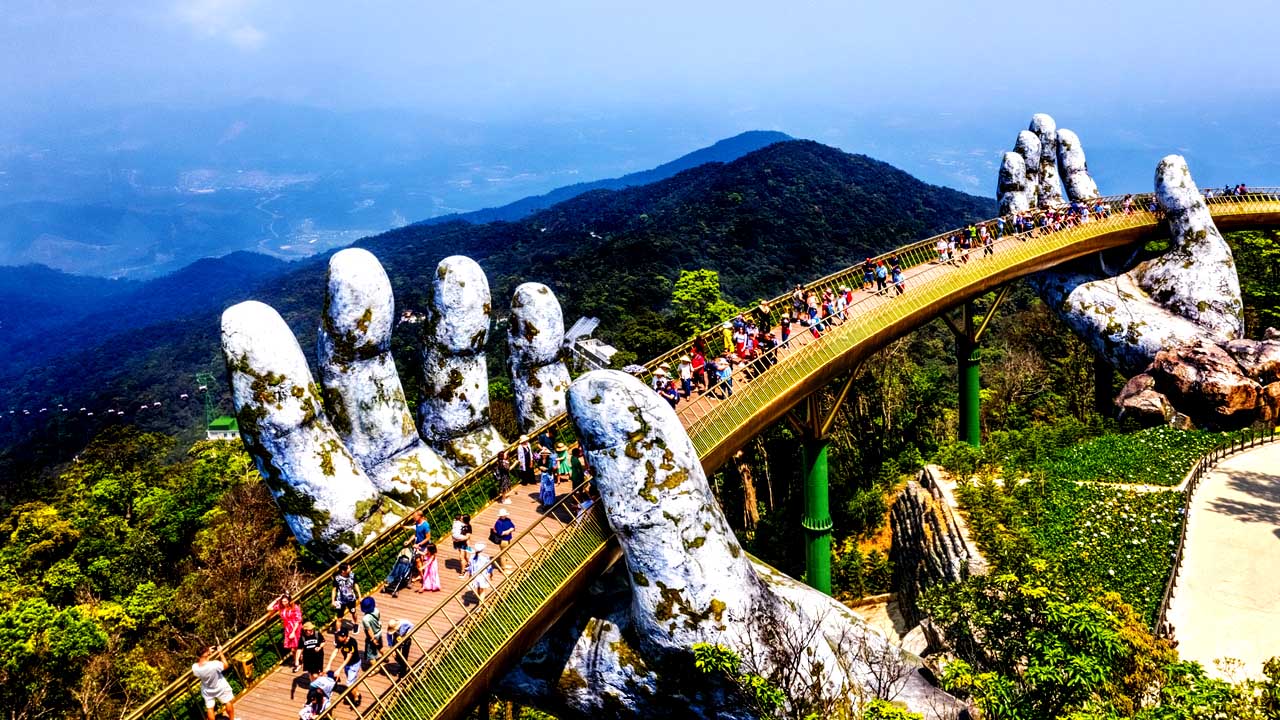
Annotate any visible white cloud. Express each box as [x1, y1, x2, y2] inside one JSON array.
[[174, 0, 265, 50]]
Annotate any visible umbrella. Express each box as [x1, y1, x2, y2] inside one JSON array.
[[621, 364, 648, 375]]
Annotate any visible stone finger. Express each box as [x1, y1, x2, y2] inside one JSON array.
[[318, 248, 459, 504], [1056, 128, 1099, 201], [997, 151, 1030, 215], [508, 282, 571, 431], [1145, 155, 1244, 342], [1014, 129, 1041, 206], [222, 300, 400, 558], [566, 369, 760, 650], [419, 255, 507, 472], [1029, 113, 1064, 204]]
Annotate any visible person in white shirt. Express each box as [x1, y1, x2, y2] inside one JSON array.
[[192, 644, 236, 720]]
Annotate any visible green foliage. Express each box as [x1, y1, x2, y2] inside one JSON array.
[[669, 269, 740, 336], [1040, 426, 1224, 487], [1227, 230, 1280, 336], [692, 642, 786, 716], [0, 427, 299, 719], [858, 700, 923, 720]]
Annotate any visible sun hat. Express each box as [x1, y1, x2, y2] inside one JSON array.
[[472, 542, 487, 553], [555, 442, 567, 451], [497, 508, 509, 517], [359, 597, 376, 613], [303, 621, 316, 631], [680, 355, 690, 362], [654, 367, 667, 375]]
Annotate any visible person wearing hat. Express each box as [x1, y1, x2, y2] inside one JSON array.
[[298, 621, 325, 679], [554, 441, 571, 482], [490, 508, 516, 573], [326, 625, 363, 706], [468, 542, 493, 603], [516, 435, 535, 485], [650, 366, 667, 391], [677, 355, 694, 398], [387, 619, 414, 678], [720, 322, 733, 353], [359, 597, 383, 668]]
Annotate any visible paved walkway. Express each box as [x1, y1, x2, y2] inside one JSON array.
[[1167, 442, 1280, 678]]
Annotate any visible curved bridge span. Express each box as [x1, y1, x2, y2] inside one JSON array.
[[131, 191, 1280, 720]]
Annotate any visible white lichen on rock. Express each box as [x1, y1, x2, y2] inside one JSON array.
[[418, 256, 507, 472], [222, 300, 399, 556], [318, 249, 459, 504]]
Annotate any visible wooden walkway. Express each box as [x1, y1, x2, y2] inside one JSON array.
[[235, 233, 1023, 720]]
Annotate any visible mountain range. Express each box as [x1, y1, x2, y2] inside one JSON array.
[[0, 137, 993, 508]]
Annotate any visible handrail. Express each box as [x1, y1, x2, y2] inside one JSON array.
[[128, 186, 1280, 720], [1155, 424, 1279, 638]]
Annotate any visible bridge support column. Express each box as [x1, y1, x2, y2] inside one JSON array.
[[942, 288, 1011, 448], [801, 431, 833, 595], [957, 304, 981, 447]]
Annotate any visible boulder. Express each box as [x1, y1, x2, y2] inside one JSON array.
[[997, 152, 1031, 215], [1265, 327, 1280, 341], [1029, 114, 1063, 205], [1224, 338, 1280, 384], [1259, 382, 1280, 423], [1118, 389, 1176, 426], [508, 282, 572, 431], [1014, 130, 1041, 206], [1148, 341, 1262, 424]]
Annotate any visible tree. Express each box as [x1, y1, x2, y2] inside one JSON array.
[[669, 269, 739, 337]]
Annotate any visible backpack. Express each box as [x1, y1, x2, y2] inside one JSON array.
[[488, 527, 501, 544]]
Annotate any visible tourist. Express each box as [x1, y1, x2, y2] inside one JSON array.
[[957, 234, 971, 264], [450, 514, 472, 576], [995, 216, 1005, 238], [516, 435, 536, 485], [308, 672, 337, 712], [982, 228, 994, 257], [408, 509, 431, 558], [298, 686, 327, 720], [387, 619, 414, 678], [359, 597, 383, 667], [862, 257, 875, 290], [416, 542, 441, 593], [494, 449, 513, 505], [779, 313, 791, 347], [874, 261, 888, 293], [554, 442, 572, 482], [691, 348, 708, 391], [490, 508, 515, 573], [297, 622, 325, 680], [651, 366, 669, 392], [892, 266, 906, 295], [570, 446, 589, 491], [326, 626, 364, 707], [935, 237, 948, 264], [331, 563, 361, 626], [677, 355, 694, 397], [717, 356, 735, 397], [267, 591, 303, 669], [658, 379, 681, 408], [538, 464, 557, 508], [469, 543, 494, 604], [192, 644, 236, 720], [538, 429, 556, 455]]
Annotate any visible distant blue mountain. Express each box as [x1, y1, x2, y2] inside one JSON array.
[[417, 130, 794, 226]]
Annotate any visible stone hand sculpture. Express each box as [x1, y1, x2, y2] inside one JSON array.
[[222, 249, 574, 556], [996, 113, 1279, 426], [499, 370, 960, 719]]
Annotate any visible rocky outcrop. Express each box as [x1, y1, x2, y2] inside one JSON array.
[[1225, 336, 1280, 384], [1014, 131, 1041, 206], [508, 282, 572, 431], [222, 301, 402, 557], [418, 256, 508, 472], [890, 467, 986, 627], [1115, 374, 1176, 425], [318, 249, 459, 504], [501, 371, 961, 719], [1148, 341, 1262, 423]]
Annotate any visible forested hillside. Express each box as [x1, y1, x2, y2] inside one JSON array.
[[0, 140, 992, 508]]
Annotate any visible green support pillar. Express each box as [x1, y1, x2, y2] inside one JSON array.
[[956, 302, 982, 448], [801, 433, 833, 595]]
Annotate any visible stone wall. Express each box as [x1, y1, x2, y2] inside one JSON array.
[[890, 466, 987, 626]]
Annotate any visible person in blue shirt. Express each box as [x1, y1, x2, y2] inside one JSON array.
[[538, 465, 557, 509], [492, 508, 516, 573]]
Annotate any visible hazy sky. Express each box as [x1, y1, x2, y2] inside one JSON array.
[[6, 1, 1279, 118]]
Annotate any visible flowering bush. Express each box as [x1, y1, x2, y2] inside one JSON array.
[[1039, 426, 1225, 487]]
